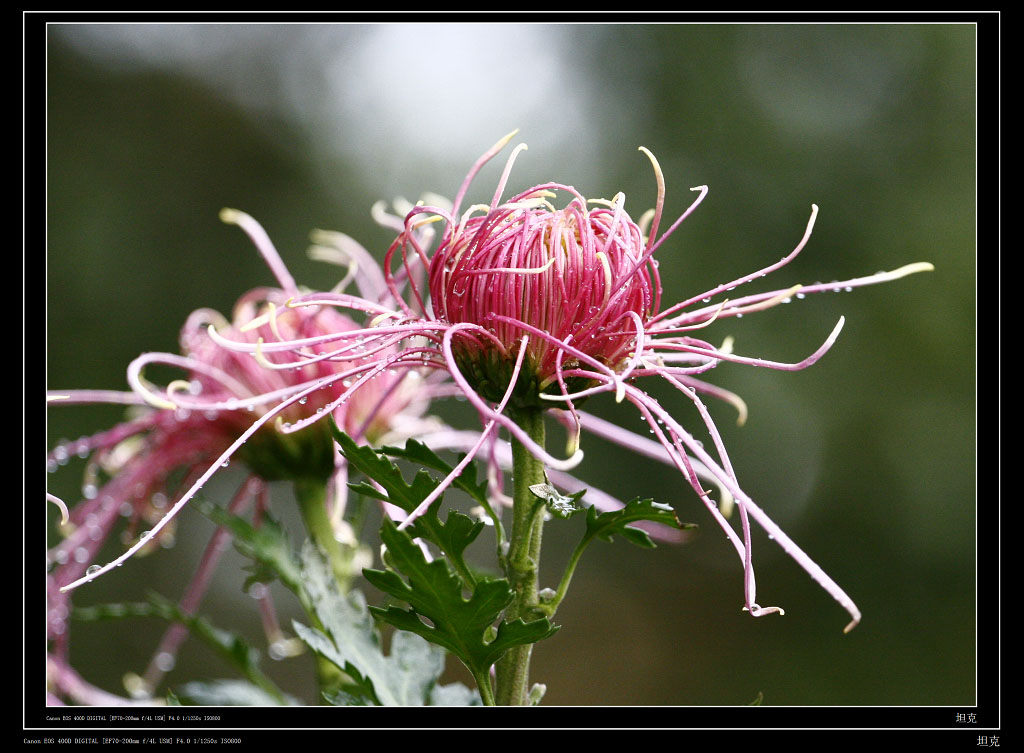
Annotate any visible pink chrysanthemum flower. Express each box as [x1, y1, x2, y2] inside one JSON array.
[[56, 132, 931, 637], [428, 161, 656, 410], [46, 213, 439, 701], [389, 133, 932, 631]]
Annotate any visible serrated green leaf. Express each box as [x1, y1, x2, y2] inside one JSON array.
[[345, 480, 393, 504], [292, 541, 447, 706], [481, 616, 562, 670], [332, 425, 484, 586], [364, 518, 558, 678], [409, 508, 485, 567], [379, 439, 490, 507], [585, 497, 690, 549], [331, 426, 441, 514]]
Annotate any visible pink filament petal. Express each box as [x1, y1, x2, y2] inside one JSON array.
[[58, 372, 341, 593], [220, 209, 299, 297], [622, 382, 861, 631], [440, 323, 584, 472], [397, 335, 530, 531]]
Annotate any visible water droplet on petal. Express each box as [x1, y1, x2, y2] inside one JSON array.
[[154, 652, 176, 672]]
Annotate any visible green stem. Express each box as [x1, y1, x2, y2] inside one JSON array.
[[294, 477, 350, 701], [494, 408, 547, 706], [295, 477, 353, 593], [473, 669, 497, 707], [536, 538, 589, 618]]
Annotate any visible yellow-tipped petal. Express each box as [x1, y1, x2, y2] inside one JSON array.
[[219, 207, 253, 227], [47, 493, 70, 526], [239, 312, 271, 333], [732, 395, 749, 428], [885, 261, 935, 279], [252, 337, 276, 370], [136, 381, 178, 411], [165, 379, 194, 398]]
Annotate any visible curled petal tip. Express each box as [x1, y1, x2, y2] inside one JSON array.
[[843, 616, 861, 634], [745, 604, 786, 618], [637, 146, 663, 177], [728, 393, 749, 427], [137, 388, 177, 411], [47, 493, 70, 526], [147, 395, 178, 411]]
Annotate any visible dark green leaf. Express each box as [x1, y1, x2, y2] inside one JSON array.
[[409, 509, 484, 569], [378, 439, 490, 507], [332, 425, 484, 586], [364, 518, 558, 678], [584, 497, 691, 549], [331, 426, 442, 514]]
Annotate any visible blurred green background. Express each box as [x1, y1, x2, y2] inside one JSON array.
[[45, 23, 977, 709]]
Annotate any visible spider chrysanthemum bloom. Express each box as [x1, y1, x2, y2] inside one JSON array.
[[429, 165, 657, 410], [46, 216, 438, 702], [56, 133, 931, 642], [49, 210, 436, 586], [386, 132, 933, 631]]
